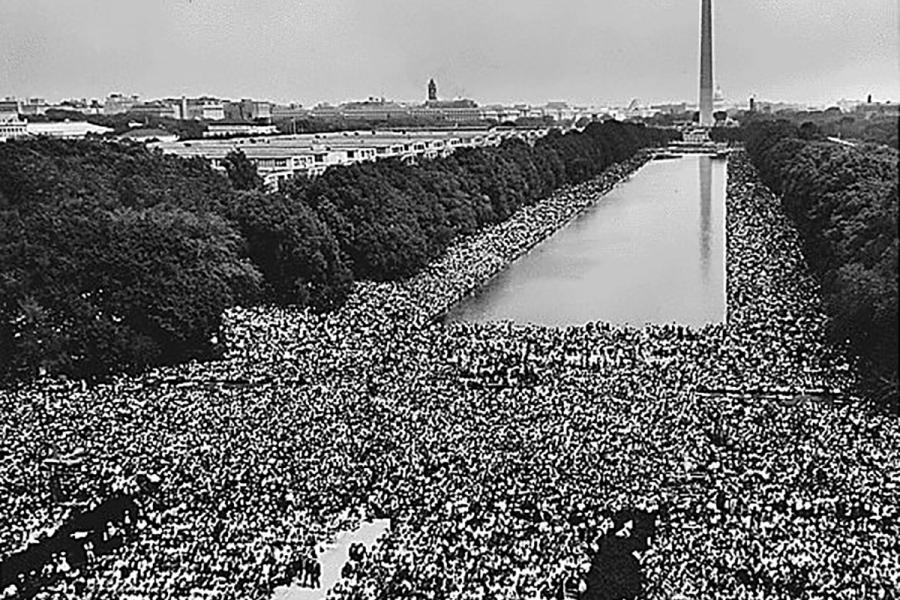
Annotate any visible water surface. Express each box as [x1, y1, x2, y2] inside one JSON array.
[[446, 155, 726, 327]]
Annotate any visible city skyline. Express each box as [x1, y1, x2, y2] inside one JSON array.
[[1, 0, 898, 108]]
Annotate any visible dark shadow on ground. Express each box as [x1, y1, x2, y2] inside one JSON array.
[[583, 508, 658, 600]]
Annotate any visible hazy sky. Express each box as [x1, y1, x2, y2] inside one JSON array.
[[1, 0, 898, 107]]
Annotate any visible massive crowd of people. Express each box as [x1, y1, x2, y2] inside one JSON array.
[[2, 151, 897, 600]]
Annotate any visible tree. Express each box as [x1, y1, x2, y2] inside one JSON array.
[[222, 149, 263, 191], [226, 191, 352, 310], [0, 139, 264, 383], [0, 204, 261, 381]]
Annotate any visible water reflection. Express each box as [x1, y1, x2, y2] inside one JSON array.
[[699, 155, 712, 281], [446, 155, 726, 327]]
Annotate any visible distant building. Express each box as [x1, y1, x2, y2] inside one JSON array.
[[342, 98, 408, 121], [201, 102, 226, 120], [118, 128, 179, 143], [59, 98, 104, 115], [713, 86, 726, 112], [178, 98, 226, 121], [543, 102, 576, 122], [428, 79, 438, 101], [683, 128, 712, 144], [323, 95, 486, 124], [154, 128, 549, 189], [479, 106, 503, 122], [754, 101, 808, 114], [59, 98, 87, 110], [424, 98, 478, 110], [270, 94, 582, 127], [623, 99, 660, 120], [0, 112, 28, 141], [414, 105, 483, 123], [310, 103, 342, 119], [205, 123, 279, 138], [486, 106, 517, 119], [482, 105, 526, 122], [193, 100, 225, 121], [224, 99, 273, 122], [20, 98, 49, 117], [26, 121, 113, 139], [104, 93, 141, 115], [0, 98, 22, 114], [271, 103, 308, 120], [130, 101, 180, 119], [856, 100, 899, 119], [651, 102, 689, 115], [421, 98, 481, 124]]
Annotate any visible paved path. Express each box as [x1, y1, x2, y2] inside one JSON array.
[[271, 519, 390, 600]]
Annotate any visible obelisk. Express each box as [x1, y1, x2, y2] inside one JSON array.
[[699, 0, 714, 127]]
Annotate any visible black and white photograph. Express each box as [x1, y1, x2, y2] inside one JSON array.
[[1, 1, 898, 598]]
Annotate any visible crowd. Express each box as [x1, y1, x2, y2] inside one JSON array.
[[2, 151, 898, 600]]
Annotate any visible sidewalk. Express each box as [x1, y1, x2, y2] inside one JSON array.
[[271, 519, 390, 600]]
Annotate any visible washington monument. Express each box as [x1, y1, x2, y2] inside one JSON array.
[[699, 0, 714, 126]]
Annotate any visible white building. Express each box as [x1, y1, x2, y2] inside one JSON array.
[[179, 98, 227, 121], [153, 128, 550, 189], [119, 128, 180, 144], [544, 102, 576, 122], [682, 128, 712, 144], [0, 112, 28, 141], [26, 121, 113, 139], [205, 123, 279, 138]]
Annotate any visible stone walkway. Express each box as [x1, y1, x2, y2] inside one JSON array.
[[271, 519, 390, 600]]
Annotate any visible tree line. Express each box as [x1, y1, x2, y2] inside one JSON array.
[[0, 121, 673, 383], [745, 121, 899, 411], [709, 109, 899, 150]]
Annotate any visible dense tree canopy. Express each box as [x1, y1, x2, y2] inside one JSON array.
[[745, 121, 899, 409], [225, 190, 351, 310], [0, 138, 233, 213], [724, 109, 899, 150], [0, 203, 259, 381], [0, 139, 262, 382]]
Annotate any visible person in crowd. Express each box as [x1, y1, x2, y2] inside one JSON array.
[[310, 557, 322, 589]]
